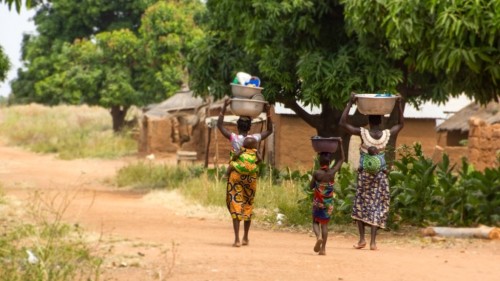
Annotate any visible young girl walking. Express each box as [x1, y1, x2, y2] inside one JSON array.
[[310, 141, 344, 255]]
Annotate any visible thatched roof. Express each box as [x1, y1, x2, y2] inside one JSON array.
[[145, 87, 205, 118], [437, 101, 500, 132]]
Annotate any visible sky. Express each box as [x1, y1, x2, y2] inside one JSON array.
[[0, 5, 36, 97]]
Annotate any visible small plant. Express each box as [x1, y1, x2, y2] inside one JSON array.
[[0, 190, 104, 281]]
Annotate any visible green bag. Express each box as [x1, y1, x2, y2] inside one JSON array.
[[362, 154, 381, 174]]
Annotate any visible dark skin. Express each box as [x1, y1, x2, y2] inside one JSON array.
[[339, 94, 404, 250], [217, 98, 273, 247], [225, 137, 262, 177], [310, 140, 344, 256]]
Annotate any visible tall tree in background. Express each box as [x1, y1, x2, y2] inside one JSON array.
[[11, 0, 155, 104], [0, 45, 9, 83], [1, 0, 34, 86], [188, 0, 499, 161], [10, 0, 204, 131]]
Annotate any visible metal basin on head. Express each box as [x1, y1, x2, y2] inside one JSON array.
[[355, 93, 399, 115]]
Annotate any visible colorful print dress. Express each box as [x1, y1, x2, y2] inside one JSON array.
[[312, 181, 335, 224], [226, 133, 262, 221], [352, 127, 391, 228]]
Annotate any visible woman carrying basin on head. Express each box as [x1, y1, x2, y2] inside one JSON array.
[[217, 99, 273, 247]]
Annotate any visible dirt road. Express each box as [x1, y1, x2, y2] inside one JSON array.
[[0, 144, 498, 281]]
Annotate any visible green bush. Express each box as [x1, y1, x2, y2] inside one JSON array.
[[389, 143, 500, 227]]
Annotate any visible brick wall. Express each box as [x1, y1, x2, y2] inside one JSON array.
[[468, 117, 500, 170]]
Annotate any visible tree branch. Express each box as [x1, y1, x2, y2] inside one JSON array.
[[282, 98, 321, 129]]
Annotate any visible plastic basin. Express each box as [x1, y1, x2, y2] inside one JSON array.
[[311, 136, 341, 153], [230, 83, 264, 98], [355, 94, 398, 115], [230, 98, 267, 118]]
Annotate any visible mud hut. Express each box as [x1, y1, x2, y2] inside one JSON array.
[[138, 87, 206, 157], [435, 101, 500, 169]]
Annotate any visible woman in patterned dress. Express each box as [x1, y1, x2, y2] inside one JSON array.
[[339, 94, 404, 250], [217, 99, 273, 247]]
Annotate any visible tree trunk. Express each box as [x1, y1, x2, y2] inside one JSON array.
[[384, 98, 406, 167], [110, 105, 129, 132]]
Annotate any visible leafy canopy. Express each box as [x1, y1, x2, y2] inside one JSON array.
[[10, 0, 205, 131], [188, 0, 499, 138]]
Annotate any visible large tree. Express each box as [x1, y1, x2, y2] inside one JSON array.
[[1, 0, 33, 84], [10, 0, 204, 131], [188, 0, 499, 161], [0, 45, 9, 83]]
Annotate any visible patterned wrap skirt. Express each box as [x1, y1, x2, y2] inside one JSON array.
[[312, 181, 335, 224], [351, 170, 390, 228], [226, 170, 258, 221]]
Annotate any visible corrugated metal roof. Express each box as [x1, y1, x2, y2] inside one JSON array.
[[275, 94, 472, 120]]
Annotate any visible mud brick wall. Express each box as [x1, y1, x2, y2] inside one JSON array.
[[138, 116, 178, 154], [468, 117, 500, 170]]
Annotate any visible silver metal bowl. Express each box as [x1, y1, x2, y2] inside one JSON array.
[[230, 83, 264, 98], [355, 94, 399, 115], [230, 98, 267, 118]]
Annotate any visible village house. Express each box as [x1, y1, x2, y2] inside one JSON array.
[[139, 92, 485, 170]]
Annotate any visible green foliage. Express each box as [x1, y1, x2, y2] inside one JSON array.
[[115, 162, 196, 189], [389, 143, 438, 225], [1, 0, 32, 12], [341, 0, 500, 104], [331, 163, 357, 224], [0, 104, 136, 159], [0, 45, 9, 82], [11, 0, 205, 131], [189, 0, 499, 140], [389, 143, 500, 227]]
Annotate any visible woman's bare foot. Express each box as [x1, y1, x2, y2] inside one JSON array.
[[370, 244, 378, 250], [314, 239, 323, 252], [353, 241, 366, 249], [318, 250, 326, 255], [242, 239, 249, 246], [232, 241, 241, 247]]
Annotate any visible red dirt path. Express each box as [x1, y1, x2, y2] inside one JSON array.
[[0, 144, 498, 281]]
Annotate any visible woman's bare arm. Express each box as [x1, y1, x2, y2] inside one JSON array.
[[390, 97, 405, 135], [332, 139, 345, 173], [339, 94, 361, 136], [217, 99, 232, 140]]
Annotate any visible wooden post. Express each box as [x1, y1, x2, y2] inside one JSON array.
[[205, 126, 212, 168]]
